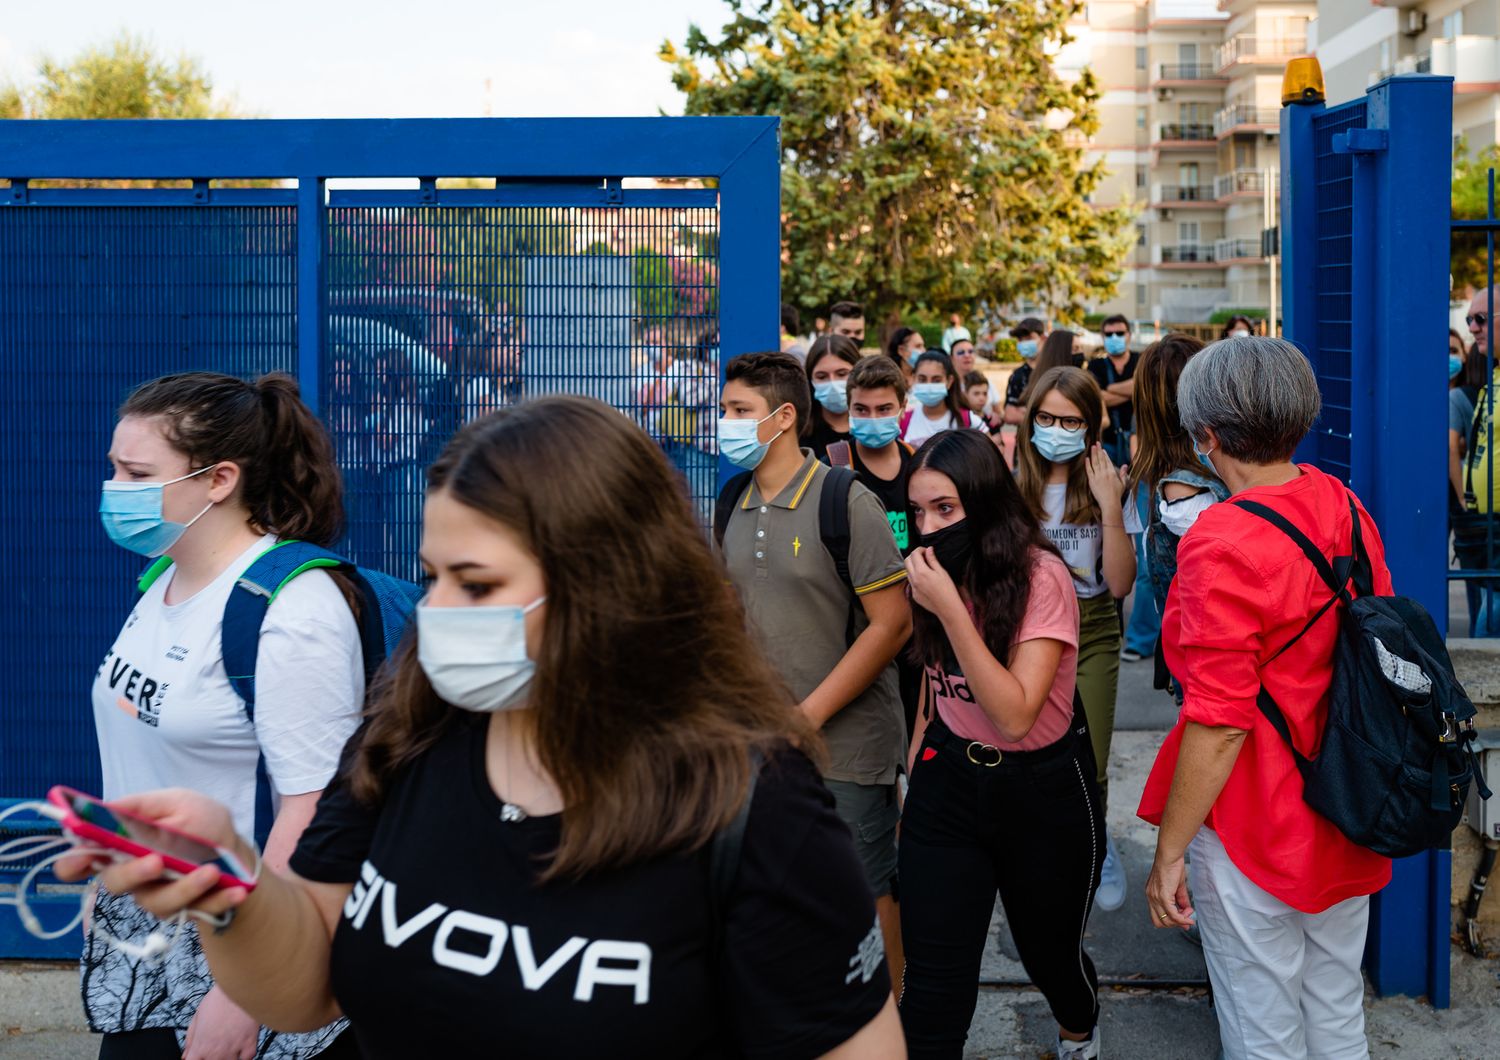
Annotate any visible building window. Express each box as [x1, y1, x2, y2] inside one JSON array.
[[1137, 107, 1147, 130], [1136, 166, 1147, 188], [1179, 221, 1200, 244], [1136, 285, 1147, 306], [1136, 224, 1147, 246], [1379, 40, 1391, 72], [1136, 46, 1147, 70], [1444, 11, 1463, 39]]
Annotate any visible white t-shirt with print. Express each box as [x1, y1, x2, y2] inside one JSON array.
[[1040, 482, 1143, 600], [902, 408, 990, 446], [91, 534, 365, 840]]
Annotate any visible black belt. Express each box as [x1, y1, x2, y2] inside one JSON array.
[[922, 713, 1085, 768]]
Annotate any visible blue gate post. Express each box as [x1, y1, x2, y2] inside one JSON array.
[[297, 176, 327, 413], [1281, 72, 1456, 1005]]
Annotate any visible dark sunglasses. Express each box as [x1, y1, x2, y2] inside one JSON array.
[[1468, 313, 1490, 327], [1101, 330, 1128, 338]]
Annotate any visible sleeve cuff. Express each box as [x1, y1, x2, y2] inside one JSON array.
[[854, 569, 907, 595], [1180, 694, 1259, 731]]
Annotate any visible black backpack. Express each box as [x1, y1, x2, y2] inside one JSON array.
[[1235, 495, 1491, 858]]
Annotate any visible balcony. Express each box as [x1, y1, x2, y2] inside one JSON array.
[[1430, 36, 1500, 94], [1214, 169, 1268, 199], [1214, 103, 1280, 137], [1155, 184, 1221, 207], [1156, 123, 1216, 145], [1155, 63, 1226, 82], [1370, 52, 1433, 84], [1214, 34, 1308, 73], [1159, 244, 1217, 264], [1215, 237, 1265, 262]]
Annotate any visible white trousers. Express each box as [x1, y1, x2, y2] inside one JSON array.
[[1188, 828, 1371, 1060]]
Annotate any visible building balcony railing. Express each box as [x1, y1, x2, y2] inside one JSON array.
[[1213, 169, 1269, 199], [1160, 244, 1216, 264], [1431, 36, 1500, 91], [1215, 237, 1264, 261], [1156, 63, 1220, 81], [1156, 184, 1218, 203], [1214, 34, 1308, 73], [1157, 123, 1216, 142], [1214, 103, 1280, 136], [1370, 52, 1434, 85]]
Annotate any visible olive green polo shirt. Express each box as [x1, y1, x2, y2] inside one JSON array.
[[721, 450, 908, 785]]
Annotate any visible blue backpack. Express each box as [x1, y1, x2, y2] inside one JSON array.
[[138, 541, 422, 846]]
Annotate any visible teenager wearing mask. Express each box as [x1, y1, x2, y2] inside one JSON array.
[[1018, 331, 1083, 406], [88, 372, 362, 1060], [885, 327, 927, 386], [901, 352, 987, 447], [1219, 315, 1256, 340], [1002, 318, 1047, 425], [900, 429, 1104, 1060], [804, 334, 860, 463], [717, 352, 913, 991], [1124, 335, 1228, 701], [71, 396, 903, 1060], [1015, 366, 1139, 915], [830, 300, 867, 343]]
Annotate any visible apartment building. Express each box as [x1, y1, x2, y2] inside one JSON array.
[[1315, 0, 1500, 150], [1061, 0, 1310, 324]]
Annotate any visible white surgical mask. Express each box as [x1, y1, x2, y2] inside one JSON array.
[[417, 597, 547, 712], [1159, 490, 1218, 537]]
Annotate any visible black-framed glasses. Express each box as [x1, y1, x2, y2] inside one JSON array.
[[1034, 411, 1087, 432], [1101, 330, 1128, 338], [1468, 313, 1489, 327]]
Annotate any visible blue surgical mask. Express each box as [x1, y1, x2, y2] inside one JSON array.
[[1103, 335, 1127, 356], [417, 597, 546, 712], [912, 383, 949, 408], [1192, 438, 1218, 476], [1032, 424, 1087, 463], [1451, 355, 1464, 380], [1017, 340, 1039, 359], [907, 349, 926, 367], [849, 415, 902, 448], [813, 379, 848, 414], [98, 464, 218, 558], [719, 406, 788, 470]]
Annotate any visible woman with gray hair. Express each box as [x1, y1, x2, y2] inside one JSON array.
[[1136, 336, 1396, 1059]]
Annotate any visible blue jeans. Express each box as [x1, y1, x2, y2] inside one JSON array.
[[1123, 483, 1160, 656]]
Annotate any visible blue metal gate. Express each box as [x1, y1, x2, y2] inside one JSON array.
[[0, 117, 780, 955], [1281, 75, 1456, 1005]]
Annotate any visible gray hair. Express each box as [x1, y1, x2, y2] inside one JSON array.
[[1177, 336, 1321, 464]]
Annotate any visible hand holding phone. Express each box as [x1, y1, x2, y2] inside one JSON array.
[[48, 786, 256, 893]]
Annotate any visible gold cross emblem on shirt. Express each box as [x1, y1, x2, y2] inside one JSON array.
[[793, 536, 802, 557]]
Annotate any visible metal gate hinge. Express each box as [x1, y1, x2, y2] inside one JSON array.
[[7, 179, 28, 205], [1332, 129, 1388, 155], [605, 179, 623, 206]]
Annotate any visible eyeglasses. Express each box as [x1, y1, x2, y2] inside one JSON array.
[[1469, 314, 1490, 328], [1101, 330, 1128, 338], [1034, 411, 1087, 432]]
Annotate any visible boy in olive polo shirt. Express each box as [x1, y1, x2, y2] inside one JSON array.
[[717, 351, 913, 987]]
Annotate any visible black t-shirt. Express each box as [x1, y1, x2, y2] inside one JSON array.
[[850, 443, 917, 555], [1005, 363, 1034, 408], [1086, 353, 1140, 436], [807, 412, 852, 463], [290, 718, 889, 1059]]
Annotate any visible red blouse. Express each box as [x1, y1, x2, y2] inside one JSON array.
[[1137, 465, 1394, 914]]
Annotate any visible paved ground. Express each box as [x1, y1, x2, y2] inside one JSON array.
[[3, 597, 1498, 1058]]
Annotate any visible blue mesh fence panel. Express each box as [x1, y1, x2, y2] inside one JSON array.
[[1310, 101, 1367, 484], [325, 202, 721, 579], [0, 205, 298, 797]]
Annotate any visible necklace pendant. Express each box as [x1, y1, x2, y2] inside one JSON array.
[[500, 802, 527, 823]]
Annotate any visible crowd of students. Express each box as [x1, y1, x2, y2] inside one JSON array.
[[60, 300, 1399, 1060]]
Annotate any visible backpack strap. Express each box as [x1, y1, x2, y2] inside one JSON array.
[[958, 407, 971, 428], [826, 441, 854, 469], [1233, 500, 1352, 603], [137, 556, 175, 594], [819, 466, 856, 594], [708, 749, 763, 980], [713, 472, 754, 547], [899, 409, 913, 437]]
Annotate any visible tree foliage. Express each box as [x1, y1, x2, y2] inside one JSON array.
[[661, 0, 1134, 325], [1452, 138, 1500, 296]]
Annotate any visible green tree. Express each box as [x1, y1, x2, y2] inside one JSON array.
[[661, 0, 1134, 326], [1452, 137, 1500, 297], [1, 32, 238, 119]]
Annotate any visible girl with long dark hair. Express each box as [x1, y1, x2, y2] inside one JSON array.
[[899, 429, 1103, 1060], [901, 351, 986, 447], [803, 334, 861, 462], [66, 396, 902, 1060]]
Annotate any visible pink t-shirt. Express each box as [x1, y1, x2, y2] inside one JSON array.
[[925, 550, 1080, 750]]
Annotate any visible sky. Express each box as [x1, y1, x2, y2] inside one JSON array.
[[0, 0, 731, 119]]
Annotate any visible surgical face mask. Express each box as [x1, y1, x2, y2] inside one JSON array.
[[907, 348, 927, 367], [849, 415, 902, 449], [719, 405, 788, 471], [1016, 339, 1039, 359], [1229, 329, 1250, 338], [417, 597, 546, 712], [1032, 424, 1087, 463], [922, 519, 974, 583], [1192, 438, 1218, 476], [1103, 335, 1127, 356], [1450, 354, 1464, 380], [813, 379, 849, 414], [911, 383, 949, 408], [1159, 490, 1218, 538], [98, 464, 218, 558]]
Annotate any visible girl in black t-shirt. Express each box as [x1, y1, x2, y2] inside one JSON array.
[[803, 334, 860, 462], [65, 396, 902, 1060]]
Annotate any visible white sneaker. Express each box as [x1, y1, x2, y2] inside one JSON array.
[[1057, 1026, 1101, 1059], [1095, 834, 1126, 912]]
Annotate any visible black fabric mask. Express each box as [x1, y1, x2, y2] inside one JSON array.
[[922, 519, 974, 582]]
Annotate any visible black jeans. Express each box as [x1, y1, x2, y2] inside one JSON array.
[[897, 714, 1104, 1058]]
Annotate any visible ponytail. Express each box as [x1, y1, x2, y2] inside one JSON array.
[[119, 371, 344, 546]]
